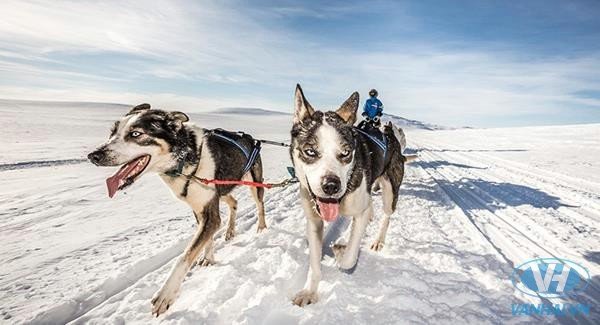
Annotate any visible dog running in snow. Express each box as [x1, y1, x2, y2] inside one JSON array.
[[290, 85, 413, 306], [87, 104, 266, 316]]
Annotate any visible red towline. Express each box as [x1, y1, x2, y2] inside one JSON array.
[[198, 178, 274, 188], [191, 175, 297, 189]]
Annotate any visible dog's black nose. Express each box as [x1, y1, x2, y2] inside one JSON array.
[[321, 176, 341, 196], [88, 150, 106, 165]]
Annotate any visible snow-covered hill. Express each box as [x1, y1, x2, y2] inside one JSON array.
[[0, 100, 598, 324], [211, 107, 290, 116], [382, 113, 455, 130]]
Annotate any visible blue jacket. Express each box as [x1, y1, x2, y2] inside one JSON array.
[[363, 97, 383, 119]]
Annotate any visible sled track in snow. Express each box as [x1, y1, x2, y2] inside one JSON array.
[[415, 138, 600, 258], [415, 139, 600, 217], [413, 142, 600, 322], [0, 159, 87, 171]]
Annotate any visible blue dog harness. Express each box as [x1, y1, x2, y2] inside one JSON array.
[[210, 129, 262, 174], [354, 127, 387, 158]]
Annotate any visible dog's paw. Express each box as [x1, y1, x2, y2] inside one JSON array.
[[370, 240, 384, 251], [292, 289, 319, 307], [200, 258, 216, 267], [332, 244, 346, 262], [256, 224, 267, 233], [151, 283, 180, 317], [225, 228, 236, 241]]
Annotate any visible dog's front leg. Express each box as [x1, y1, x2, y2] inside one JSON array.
[[293, 190, 323, 307], [335, 204, 372, 270], [151, 199, 220, 316], [293, 215, 323, 306]]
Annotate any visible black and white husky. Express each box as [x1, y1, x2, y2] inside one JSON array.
[[290, 85, 409, 306], [87, 104, 266, 316]]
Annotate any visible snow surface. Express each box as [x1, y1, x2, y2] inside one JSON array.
[[0, 99, 598, 324]]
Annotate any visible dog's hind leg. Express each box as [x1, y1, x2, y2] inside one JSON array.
[[151, 197, 221, 317], [247, 158, 267, 232], [200, 238, 216, 266], [221, 194, 237, 241], [371, 176, 394, 251], [250, 186, 266, 232]]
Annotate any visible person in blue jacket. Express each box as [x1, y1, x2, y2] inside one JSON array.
[[359, 88, 384, 129]]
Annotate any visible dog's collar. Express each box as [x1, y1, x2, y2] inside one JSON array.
[[164, 139, 204, 198], [164, 130, 206, 178], [164, 159, 185, 177]]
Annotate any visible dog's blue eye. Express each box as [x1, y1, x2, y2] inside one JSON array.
[[304, 148, 317, 157], [340, 149, 351, 157], [130, 131, 142, 137]]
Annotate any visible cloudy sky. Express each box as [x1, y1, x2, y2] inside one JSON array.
[[1, 0, 600, 127]]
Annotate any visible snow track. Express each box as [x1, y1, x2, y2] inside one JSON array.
[[412, 130, 600, 323], [0, 159, 88, 171]]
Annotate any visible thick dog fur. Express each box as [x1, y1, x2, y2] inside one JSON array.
[[88, 104, 266, 316], [290, 85, 407, 306]]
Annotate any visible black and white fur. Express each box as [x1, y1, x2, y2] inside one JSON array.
[[289, 85, 407, 306], [87, 104, 266, 316]]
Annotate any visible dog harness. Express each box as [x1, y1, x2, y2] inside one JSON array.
[[354, 127, 387, 158], [166, 128, 261, 179], [163, 132, 296, 195], [209, 128, 262, 174]]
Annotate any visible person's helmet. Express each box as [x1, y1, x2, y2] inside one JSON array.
[[369, 89, 378, 97]]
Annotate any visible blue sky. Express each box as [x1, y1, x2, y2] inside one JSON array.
[[1, 0, 600, 127]]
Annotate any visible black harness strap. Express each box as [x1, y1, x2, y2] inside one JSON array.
[[354, 126, 387, 159], [163, 134, 203, 198], [181, 142, 202, 197]]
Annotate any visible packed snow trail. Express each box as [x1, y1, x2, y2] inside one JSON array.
[[1, 101, 598, 324], [412, 128, 600, 323]]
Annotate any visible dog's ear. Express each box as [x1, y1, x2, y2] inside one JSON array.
[[170, 111, 189, 123], [294, 84, 315, 123], [167, 111, 189, 131], [336, 92, 359, 125], [128, 103, 151, 115]]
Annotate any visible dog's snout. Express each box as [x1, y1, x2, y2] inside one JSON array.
[[88, 150, 106, 165], [321, 175, 341, 196]]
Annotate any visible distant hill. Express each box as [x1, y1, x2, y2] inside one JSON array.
[[381, 113, 455, 130], [0, 98, 129, 110], [211, 107, 290, 116]]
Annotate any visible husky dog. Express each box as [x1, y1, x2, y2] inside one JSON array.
[[290, 85, 408, 306], [87, 104, 266, 316]]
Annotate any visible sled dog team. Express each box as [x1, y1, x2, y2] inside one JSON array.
[[88, 84, 411, 316]]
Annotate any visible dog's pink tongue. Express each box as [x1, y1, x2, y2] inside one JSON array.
[[317, 201, 339, 222], [106, 160, 138, 198]]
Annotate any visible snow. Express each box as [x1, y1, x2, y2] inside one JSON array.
[[0, 99, 598, 324]]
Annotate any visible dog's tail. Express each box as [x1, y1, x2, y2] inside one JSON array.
[[389, 123, 407, 153], [403, 155, 419, 163], [388, 122, 418, 164]]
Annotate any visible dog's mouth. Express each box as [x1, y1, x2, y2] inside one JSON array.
[[106, 155, 151, 198], [316, 197, 340, 222], [308, 189, 340, 222]]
